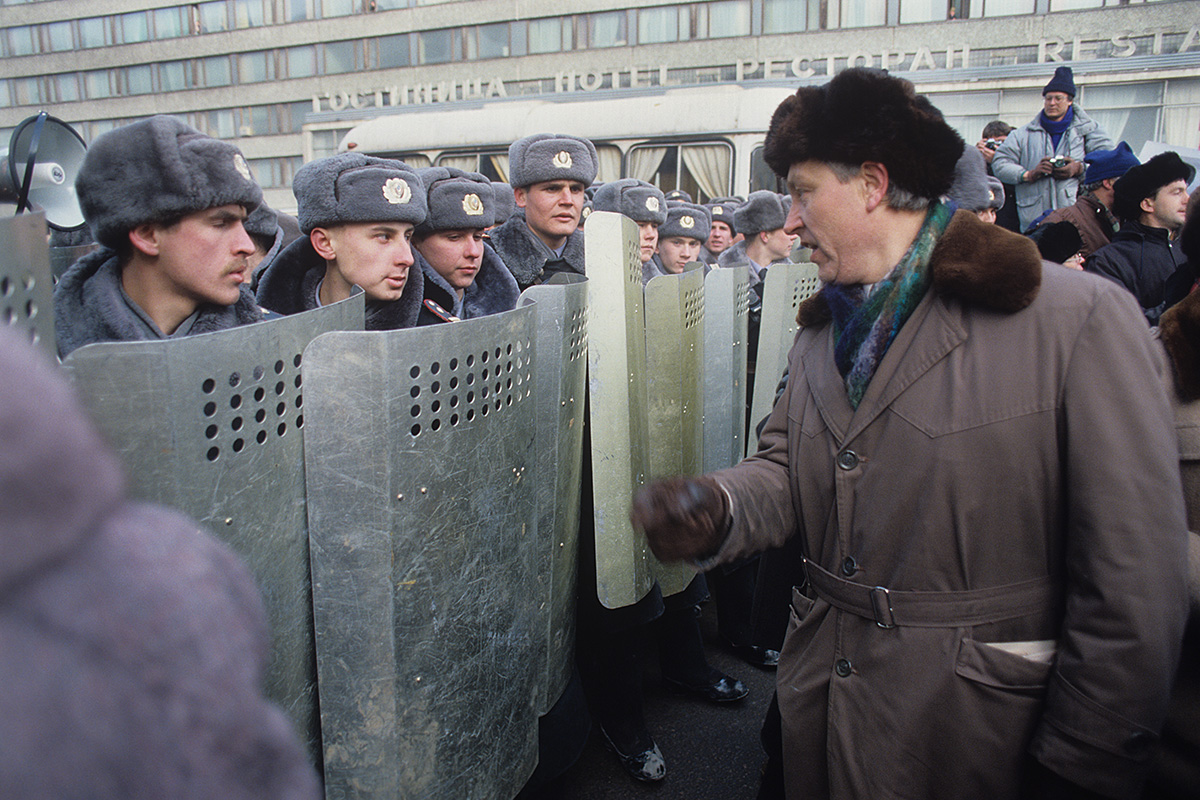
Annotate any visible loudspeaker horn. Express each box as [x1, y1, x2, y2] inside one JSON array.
[[0, 111, 87, 231]]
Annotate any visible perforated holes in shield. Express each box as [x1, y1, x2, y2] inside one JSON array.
[[1, 272, 41, 346], [201, 355, 302, 462]]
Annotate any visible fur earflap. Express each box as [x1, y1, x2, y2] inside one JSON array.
[[1112, 151, 1196, 223], [1159, 290, 1200, 403], [797, 210, 1042, 327], [764, 69, 964, 201]]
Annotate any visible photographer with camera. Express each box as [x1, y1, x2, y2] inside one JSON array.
[[975, 121, 1019, 231], [992, 67, 1113, 232]]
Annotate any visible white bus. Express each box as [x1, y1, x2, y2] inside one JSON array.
[[332, 84, 797, 201]]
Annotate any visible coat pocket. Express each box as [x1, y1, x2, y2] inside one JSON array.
[[955, 637, 1055, 691]]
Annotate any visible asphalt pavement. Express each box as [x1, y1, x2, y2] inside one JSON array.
[[534, 603, 777, 800]]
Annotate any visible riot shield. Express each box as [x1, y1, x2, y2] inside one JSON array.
[[644, 268, 706, 597], [585, 211, 655, 609], [61, 294, 365, 758], [304, 306, 541, 800], [519, 274, 588, 714], [0, 212, 56, 357], [703, 266, 751, 473], [745, 262, 821, 459]]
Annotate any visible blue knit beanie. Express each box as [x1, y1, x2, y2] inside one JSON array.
[[1043, 67, 1076, 97], [1083, 142, 1139, 185]]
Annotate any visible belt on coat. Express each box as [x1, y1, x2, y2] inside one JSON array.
[[801, 557, 1056, 629]]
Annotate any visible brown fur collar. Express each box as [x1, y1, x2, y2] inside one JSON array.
[[797, 210, 1043, 327], [1159, 289, 1200, 403]]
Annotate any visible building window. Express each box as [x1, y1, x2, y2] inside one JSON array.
[[84, 71, 114, 100], [377, 33, 410, 68], [78, 18, 110, 49], [197, 1, 231, 33], [901, 0, 953, 23], [283, 0, 313, 22], [206, 108, 237, 139], [52, 73, 80, 103], [700, 1, 752, 39], [587, 11, 627, 48], [628, 141, 733, 203], [763, 0, 809, 33], [838, 0, 887, 27], [284, 47, 317, 79], [10, 76, 43, 105], [418, 29, 454, 64], [248, 157, 303, 188], [321, 0, 358, 18], [159, 61, 193, 92], [237, 51, 275, 83], [638, 7, 679, 44], [153, 7, 188, 39], [203, 55, 233, 87], [967, 0, 1035, 17], [528, 18, 566, 54], [45, 20, 74, 52], [472, 23, 511, 59], [117, 11, 151, 44], [5, 25, 36, 56], [323, 40, 359, 73], [1048, 0, 1103, 9], [123, 64, 154, 95]]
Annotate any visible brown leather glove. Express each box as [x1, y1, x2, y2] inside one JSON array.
[[630, 476, 731, 563]]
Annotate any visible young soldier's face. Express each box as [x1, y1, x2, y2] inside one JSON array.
[[706, 220, 733, 254], [1144, 179, 1190, 232], [657, 236, 701, 274], [637, 221, 659, 263], [153, 205, 255, 308], [322, 222, 415, 301], [515, 180, 585, 242], [414, 229, 486, 291]]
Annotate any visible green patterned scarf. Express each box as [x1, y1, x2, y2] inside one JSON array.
[[825, 202, 953, 408]]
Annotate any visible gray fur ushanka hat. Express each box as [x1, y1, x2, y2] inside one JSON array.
[[734, 191, 789, 235], [763, 68, 964, 201], [592, 179, 667, 225], [293, 152, 427, 234], [75, 115, 262, 250], [508, 133, 599, 188], [659, 202, 711, 242], [706, 201, 739, 233], [415, 167, 495, 232], [491, 181, 516, 225]]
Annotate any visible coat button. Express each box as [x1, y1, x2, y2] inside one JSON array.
[[834, 658, 852, 677], [841, 557, 857, 576], [1123, 731, 1154, 756], [836, 450, 858, 470]]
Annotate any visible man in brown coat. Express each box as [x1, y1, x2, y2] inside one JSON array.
[[632, 69, 1187, 800], [1037, 141, 1139, 259]]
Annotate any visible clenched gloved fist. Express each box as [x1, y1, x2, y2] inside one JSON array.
[[630, 476, 731, 563]]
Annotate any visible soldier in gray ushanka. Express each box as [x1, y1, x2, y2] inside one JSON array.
[[700, 200, 739, 263], [255, 152, 428, 330], [646, 202, 712, 282], [412, 166, 519, 325], [488, 133, 598, 290], [591, 178, 668, 280]]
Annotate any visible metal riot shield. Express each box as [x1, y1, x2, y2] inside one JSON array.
[[304, 306, 541, 800], [61, 294, 366, 757], [745, 262, 821, 459], [703, 266, 751, 473], [644, 268, 706, 597], [519, 274, 588, 714], [585, 211, 655, 609], [0, 212, 56, 357]]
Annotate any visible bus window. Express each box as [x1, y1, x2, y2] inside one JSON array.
[[436, 151, 509, 181], [749, 146, 782, 195], [627, 141, 731, 203]]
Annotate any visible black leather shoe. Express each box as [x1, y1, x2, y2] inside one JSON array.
[[732, 643, 780, 669], [599, 725, 666, 782], [664, 672, 749, 703]]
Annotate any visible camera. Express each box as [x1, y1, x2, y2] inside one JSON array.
[[1049, 156, 1069, 169], [984, 139, 999, 150]]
